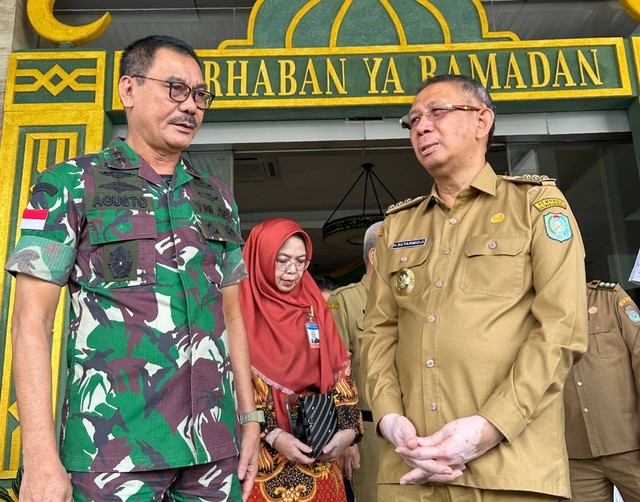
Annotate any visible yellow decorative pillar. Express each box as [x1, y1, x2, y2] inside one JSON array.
[[0, 49, 108, 488]]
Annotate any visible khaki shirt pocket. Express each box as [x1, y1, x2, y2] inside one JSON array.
[[460, 233, 526, 298], [87, 210, 158, 288], [588, 317, 619, 358], [389, 243, 431, 303]]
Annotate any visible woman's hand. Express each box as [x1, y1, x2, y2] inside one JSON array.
[[318, 429, 356, 461], [273, 431, 316, 464]]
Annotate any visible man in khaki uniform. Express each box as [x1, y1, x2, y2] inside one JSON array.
[[359, 74, 588, 501], [563, 280, 640, 501], [329, 221, 383, 502]]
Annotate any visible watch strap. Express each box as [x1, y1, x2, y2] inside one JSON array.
[[239, 410, 265, 425]]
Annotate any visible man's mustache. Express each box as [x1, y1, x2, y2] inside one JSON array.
[[169, 115, 199, 128]]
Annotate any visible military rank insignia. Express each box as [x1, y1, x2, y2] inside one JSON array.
[[395, 268, 415, 296], [544, 213, 572, 242]]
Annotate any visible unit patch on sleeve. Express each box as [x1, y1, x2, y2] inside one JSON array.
[[544, 213, 572, 242], [534, 198, 567, 211], [624, 304, 640, 323], [618, 296, 632, 308]]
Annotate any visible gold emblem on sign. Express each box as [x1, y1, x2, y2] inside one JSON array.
[[395, 268, 415, 296]]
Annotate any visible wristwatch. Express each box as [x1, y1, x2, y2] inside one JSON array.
[[239, 410, 265, 425]]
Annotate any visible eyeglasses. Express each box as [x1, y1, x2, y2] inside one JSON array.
[[400, 104, 483, 130], [131, 74, 215, 110], [275, 258, 310, 272]]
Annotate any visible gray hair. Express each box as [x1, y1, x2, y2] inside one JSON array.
[[363, 221, 383, 266]]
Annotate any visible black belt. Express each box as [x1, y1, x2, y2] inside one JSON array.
[[361, 410, 373, 422]]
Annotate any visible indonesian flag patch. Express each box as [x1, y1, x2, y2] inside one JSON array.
[[20, 208, 48, 230]]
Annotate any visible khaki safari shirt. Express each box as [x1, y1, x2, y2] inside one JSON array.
[[328, 275, 371, 412], [360, 163, 587, 497], [564, 281, 640, 458], [5, 139, 246, 472]]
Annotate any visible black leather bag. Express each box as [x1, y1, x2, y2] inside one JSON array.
[[286, 392, 338, 458]]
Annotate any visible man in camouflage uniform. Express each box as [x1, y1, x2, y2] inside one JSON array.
[[564, 280, 640, 501], [5, 35, 259, 501], [329, 220, 383, 502]]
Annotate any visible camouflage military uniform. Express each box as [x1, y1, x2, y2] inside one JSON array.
[[6, 139, 246, 474]]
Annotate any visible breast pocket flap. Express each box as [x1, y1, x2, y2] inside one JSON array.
[[464, 233, 525, 258]]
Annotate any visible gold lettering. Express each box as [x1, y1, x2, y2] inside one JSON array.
[[363, 58, 384, 94], [252, 60, 275, 96], [469, 53, 499, 89], [504, 53, 527, 89], [204, 61, 222, 98], [528, 52, 551, 88], [381, 58, 405, 94], [226, 61, 249, 97], [577, 49, 602, 86], [552, 51, 577, 88], [279, 60, 297, 96], [326, 58, 347, 95], [300, 59, 322, 95], [448, 55, 461, 75], [419, 55, 437, 80]]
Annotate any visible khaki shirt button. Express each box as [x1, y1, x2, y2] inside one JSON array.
[[435, 280, 444, 288], [449, 218, 457, 225], [488, 241, 497, 249], [427, 315, 436, 323], [426, 359, 435, 368], [577, 381, 583, 386], [429, 402, 437, 411], [443, 248, 451, 255], [400, 256, 408, 262], [583, 408, 589, 413]]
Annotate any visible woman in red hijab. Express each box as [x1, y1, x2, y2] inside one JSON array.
[[239, 218, 363, 501]]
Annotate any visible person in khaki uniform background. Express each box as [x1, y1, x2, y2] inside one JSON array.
[[329, 221, 384, 502], [563, 280, 640, 502], [359, 74, 588, 501]]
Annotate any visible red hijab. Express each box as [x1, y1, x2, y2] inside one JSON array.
[[239, 218, 348, 431]]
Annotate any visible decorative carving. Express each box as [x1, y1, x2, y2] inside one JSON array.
[[27, 0, 110, 47]]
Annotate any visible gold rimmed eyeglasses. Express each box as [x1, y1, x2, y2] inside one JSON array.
[[400, 104, 482, 129]]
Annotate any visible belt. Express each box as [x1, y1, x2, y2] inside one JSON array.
[[361, 410, 373, 422]]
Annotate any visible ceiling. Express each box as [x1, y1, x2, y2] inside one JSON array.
[[45, 1, 640, 278]]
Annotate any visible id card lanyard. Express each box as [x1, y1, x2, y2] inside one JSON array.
[[305, 305, 320, 348]]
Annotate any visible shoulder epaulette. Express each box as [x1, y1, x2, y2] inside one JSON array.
[[502, 174, 556, 186], [330, 281, 360, 297], [588, 279, 618, 291], [386, 196, 428, 215]]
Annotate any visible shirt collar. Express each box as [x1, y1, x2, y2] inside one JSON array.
[[469, 163, 497, 196], [102, 138, 199, 187]]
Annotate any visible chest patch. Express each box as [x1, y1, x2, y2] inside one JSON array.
[[392, 238, 426, 249]]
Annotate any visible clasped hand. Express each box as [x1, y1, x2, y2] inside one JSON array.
[[274, 428, 356, 465], [379, 413, 503, 485]]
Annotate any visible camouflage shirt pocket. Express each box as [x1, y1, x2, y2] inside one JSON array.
[[87, 210, 158, 288], [197, 217, 243, 285]]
